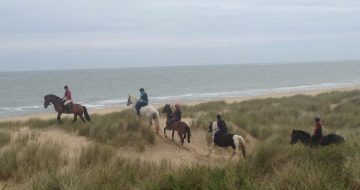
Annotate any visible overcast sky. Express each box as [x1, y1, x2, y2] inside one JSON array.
[[0, 0, 359, 71]]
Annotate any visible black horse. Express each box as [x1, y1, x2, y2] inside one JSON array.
[[290, 129, 345, 146]]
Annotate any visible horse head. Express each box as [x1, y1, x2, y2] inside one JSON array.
[[127, 95, 134, 106], [290, 130, 298, 145], [208, 121, 216, 132], [162, 104, 172, 113], [290, 129, 311, 145], [44, 95, 51, 108], [44, 94, 60, 108]]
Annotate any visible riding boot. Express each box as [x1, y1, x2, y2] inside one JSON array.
[[66, 105, 71, 113]]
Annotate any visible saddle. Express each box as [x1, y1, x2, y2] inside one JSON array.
[[215, 133, 235, 148], [63, 102, 73, 113]]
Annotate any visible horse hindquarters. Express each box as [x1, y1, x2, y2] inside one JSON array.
[[83, 106, 91, 122], [234, 135, 246, 158], [321, 134, 345, 145]]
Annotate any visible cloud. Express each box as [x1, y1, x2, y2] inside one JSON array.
[[0, 0, 359, 70]]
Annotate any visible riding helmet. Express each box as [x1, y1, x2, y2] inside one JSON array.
[[64, 85, 68, 89], [315, 117, 321, 122], [139, 88, 144, 92], [217, 114, 222, 120]]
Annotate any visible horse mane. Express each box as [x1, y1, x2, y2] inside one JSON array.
[[45, 94, 61, 100], [293, 129, 311, 137]]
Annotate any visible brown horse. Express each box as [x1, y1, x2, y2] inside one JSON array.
[[162, 104, 191, 145], [44, 94, 91, 124]]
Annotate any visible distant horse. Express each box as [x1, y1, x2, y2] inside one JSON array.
[[207, 121, 246, 159], [162, 104, 191, 145], [44, 94, 91, 124], [127, 95, 160, 133], [290, 129, 345, 146]]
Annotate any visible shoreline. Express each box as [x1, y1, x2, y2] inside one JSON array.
[[1, 85, 359, 122]]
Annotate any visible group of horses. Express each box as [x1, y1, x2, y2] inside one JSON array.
[[44, 94, 345, 160]]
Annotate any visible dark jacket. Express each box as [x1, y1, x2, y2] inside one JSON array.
[[173, 109, 182, 121], [217, 119, 227, 133], [140, 92, 148, 103]]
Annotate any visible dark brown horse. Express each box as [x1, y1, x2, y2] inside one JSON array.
[[162, 104, 191, 145], [44, 94, 91, 124]]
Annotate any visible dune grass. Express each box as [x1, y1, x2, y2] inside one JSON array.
[[0, 131, 11, 148], [0, 90, 360, 189]]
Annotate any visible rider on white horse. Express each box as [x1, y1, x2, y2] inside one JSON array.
[[136, 88, 148, 115]]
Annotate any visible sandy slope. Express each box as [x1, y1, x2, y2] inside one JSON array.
[[4, 117, 257, 168]]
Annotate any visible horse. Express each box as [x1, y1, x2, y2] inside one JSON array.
[[207, 121, 246, 159], [162, 104, 191, 145], [43, 94, 91, 124], [290, 129, 345, 146], [127, 95, 160, 133]]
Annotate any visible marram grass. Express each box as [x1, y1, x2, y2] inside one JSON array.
[[0, 90, 359, 189]]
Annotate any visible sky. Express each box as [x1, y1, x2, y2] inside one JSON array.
[[0, 0, 359, 71]]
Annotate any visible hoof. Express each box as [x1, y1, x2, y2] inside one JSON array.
[[164, 135, 168, 138]]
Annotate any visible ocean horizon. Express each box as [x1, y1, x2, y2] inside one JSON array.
[[1, 61, 360, 118]]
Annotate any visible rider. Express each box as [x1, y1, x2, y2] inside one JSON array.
[[170, 104, 182, 124], [135, 88, 148, 115], [310, 117, 323, 145], [62, 85, 73, 112], [214, 114, 227, 144]]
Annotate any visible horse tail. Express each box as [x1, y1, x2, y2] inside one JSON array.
[[236, 135, 246, 158], [154, 111, 160, 133], [185, 124, 191, 143], [83, 106, 91, 122]]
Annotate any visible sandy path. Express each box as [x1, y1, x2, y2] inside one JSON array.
[[3, 117, 258, 168]]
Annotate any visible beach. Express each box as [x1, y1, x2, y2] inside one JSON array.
[[1, 85, 359, 122]]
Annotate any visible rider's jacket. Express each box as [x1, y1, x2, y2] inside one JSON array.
[[217, 119, 227, 133], [173, 109, 182, 121], [313, 123, 323, 138], [139, 92, 148, 103], [64, 90, 72, 100]]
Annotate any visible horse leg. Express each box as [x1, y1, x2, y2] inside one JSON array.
[[206, 143, 215, 157], [178, 131, 184, 145], [71, 114, 78, 124], [149, 118, 152, 126], [172, 129, 175, 141], [79, 115, 86, 123], [229, 149, 236, 160], [57, 113, 63, 125], [164, 127, 167, 138]]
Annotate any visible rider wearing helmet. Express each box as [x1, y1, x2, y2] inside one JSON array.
[[310, 117, 323, 145], [62, 85, 73, 112], [214, 114, 228, 144], [135, 88, 149, 115]]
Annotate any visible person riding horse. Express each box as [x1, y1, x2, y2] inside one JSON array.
[[62, 85, 73, 113], [135, 88, 149, 115], [169, 104, 182, 124], [214, 114, 228, 145], [310, 117, 323, 145]]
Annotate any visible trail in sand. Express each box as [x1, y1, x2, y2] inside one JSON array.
[[3, 117, 258, 167]]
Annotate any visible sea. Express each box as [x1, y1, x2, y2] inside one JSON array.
[[0, 61, 360, 118]]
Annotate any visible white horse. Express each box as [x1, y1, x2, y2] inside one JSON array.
[[127, 95, 160, 133], [207, 121, 246, 159]]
